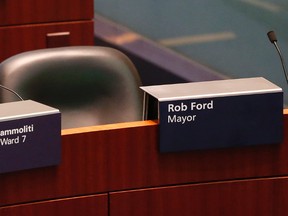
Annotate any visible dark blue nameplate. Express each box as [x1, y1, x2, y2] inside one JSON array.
[[141, 77, 284, 153], [159, 93, 283, 152], [0, 100, 61, 173]]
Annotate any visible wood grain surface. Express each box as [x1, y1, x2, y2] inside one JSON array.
[[0, 0, 93, 26], [0, 194, 107, 216], [0, 112, 287, 208], [110, 176, 288, 216], [0, 21, 94, 62]]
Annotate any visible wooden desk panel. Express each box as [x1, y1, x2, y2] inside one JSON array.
[[0, 194, 107, 216], [0, 21, 94, 62], [0, 0, 93, 26], [107, 113, 288, 190], [0, 113, 287, 207], [110, 177, 288, 216]]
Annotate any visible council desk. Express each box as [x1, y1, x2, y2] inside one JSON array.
[[0, 110, 288, 216]]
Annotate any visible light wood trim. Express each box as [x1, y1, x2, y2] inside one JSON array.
[[61, 120, 158, 135]]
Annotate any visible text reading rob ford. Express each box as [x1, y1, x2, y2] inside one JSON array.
[[166, 100, 214, 124]]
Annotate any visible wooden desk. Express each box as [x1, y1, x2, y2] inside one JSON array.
[[1, 110, 288, 215], [0, 0, 94, 62]]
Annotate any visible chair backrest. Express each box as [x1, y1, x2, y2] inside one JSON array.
[[0, 46, 143, 129]]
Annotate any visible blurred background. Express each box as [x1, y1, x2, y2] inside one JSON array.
[[94, 0, 288, 104]]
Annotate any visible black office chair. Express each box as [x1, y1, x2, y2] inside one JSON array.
[[0, 46, 144, 129]]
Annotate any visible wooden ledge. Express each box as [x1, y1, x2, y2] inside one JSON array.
[[61, 120, 158, 136]]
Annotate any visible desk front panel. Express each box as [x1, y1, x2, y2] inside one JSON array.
[[110, 177, 288, 216], [0, 0, 93, 26], [0, 194, 107, 216], [0, 20, 94, 62], [0, 113, 287, 206]]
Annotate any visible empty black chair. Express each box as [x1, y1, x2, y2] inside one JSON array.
[[0, 46, 143, 129]]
